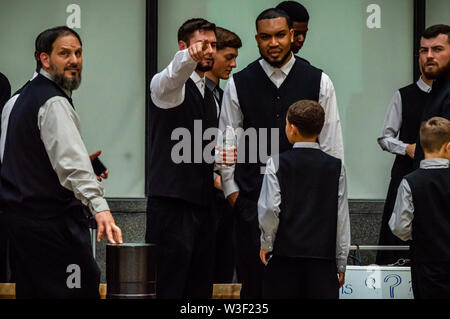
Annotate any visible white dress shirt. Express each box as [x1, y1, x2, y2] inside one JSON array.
[[389, 158, 449, 241], [1, 69, 109, 216], [218, 53, 345, 198], [257, 142, 350, 273], [150, 48, 206, 109], [377, 77, 431, 155]]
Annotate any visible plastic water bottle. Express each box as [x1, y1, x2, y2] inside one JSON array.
[[223, 125, 235, 148]]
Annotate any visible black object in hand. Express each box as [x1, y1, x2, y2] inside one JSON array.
[[92, 157, 107, 176]]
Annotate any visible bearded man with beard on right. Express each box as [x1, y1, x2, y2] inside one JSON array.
[[414, 24, 450, 166]]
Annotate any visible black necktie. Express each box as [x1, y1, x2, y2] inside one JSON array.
[[212, 87, 221, 106]]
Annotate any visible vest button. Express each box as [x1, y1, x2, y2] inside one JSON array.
[[276, 114, 280, 119]]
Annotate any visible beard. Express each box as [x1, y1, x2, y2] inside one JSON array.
[[196, 61, 214, 72], [50, 63, 82, 91], [422, 61, 450, 80], [260, 49, 292, 68]]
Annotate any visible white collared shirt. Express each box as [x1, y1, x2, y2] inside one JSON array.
[[150, 48, 206, 109], [218, 53, 345, 198], [377, 77, 432, 155]]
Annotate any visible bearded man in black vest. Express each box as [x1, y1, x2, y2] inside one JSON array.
[[0, 26, 122, 299], [376, 63, 433, 266], [414, 24, 450, 165], [218, 8, 344, 299], [146, 18, 219, 299]]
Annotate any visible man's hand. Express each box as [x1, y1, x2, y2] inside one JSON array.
[[223, 146, 237, 166], [188, 40, 212, 63], [338, 272, 345, 288], [95, 210, 123, 244], [89, 149, 102, 161], [405, 143, 416, 159], [260, 248, 269, 265], [89, 149, 109, 181], [214, 175, 222, 190], [227, 191, 239, 208], [215, 146, 237, 166]]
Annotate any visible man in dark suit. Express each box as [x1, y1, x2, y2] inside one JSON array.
[[205, 26, 242, 283]]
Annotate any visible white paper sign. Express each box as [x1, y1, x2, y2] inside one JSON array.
[[339, 265, 414, 299]]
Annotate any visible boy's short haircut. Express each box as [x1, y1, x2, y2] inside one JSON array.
[[420, 117, 450, 153], [287, 100, 325, 137], [216, 27, 242, 51]]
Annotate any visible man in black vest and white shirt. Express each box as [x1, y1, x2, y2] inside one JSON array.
[[376, 66, 432, 265], [0, 26, 122, 298], [218, 8, 344, 298], [146, 18, 219, 299]]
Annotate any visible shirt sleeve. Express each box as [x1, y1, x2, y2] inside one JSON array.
[[38, 96, 110, 216], [318, 73, 345, 162], [150, 49, 197, 109], [389, 179, 414, 241], [377, 91, 407, 155], [336, 165, 351, 273], [216, 76, 243, 198], [257, 157, 281, 252]]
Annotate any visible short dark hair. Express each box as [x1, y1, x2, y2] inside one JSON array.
[[420, 117, 450, 153], [255, 8, 292, 31], [215, 27, 242, 51], [287, 100, 324, 137], [35, 26, 82, 69], [276, 1, 309, 23], [177, 18, 216, 46], [422, 24, 450, 44]]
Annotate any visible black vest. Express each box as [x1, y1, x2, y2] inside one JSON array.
[[274, 148, 341, 260], [391, 83, 429, 179], [415, 71, 450, 166], [405, 167, 450, 262], [148, 78, 218, 206], [233, 57, 322, 199], [0, 74, 82, 219]]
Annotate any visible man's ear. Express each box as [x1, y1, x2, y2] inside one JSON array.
[[289, 28, 294, 43], [40, 52, 50, 69], [445, 141, 450, 153], [291, 124, 300, 136], [178, 40, 188, 50]]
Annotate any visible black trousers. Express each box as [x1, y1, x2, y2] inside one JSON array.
[[0, 210, 10, 282], [145, 197, 215, 299], [411, 261, 450, 299], [233, 194, 264, 299], [262, 256, 339, 299], [6, 207, 100, 299], [376, 174, 411, 265], [211, 188, 236, 283]]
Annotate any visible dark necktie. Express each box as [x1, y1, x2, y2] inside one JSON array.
[[212, 87, 222, 106]]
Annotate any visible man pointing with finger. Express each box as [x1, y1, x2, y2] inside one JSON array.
[[0, 26, 122, 299], [146, 18, 218, 299]]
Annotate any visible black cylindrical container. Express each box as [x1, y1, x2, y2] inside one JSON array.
[[106, 243, 156, 299]]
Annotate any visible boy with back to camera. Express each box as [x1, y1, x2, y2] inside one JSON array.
[[390, 117, 450, 299], [258, 100, 350, 299]]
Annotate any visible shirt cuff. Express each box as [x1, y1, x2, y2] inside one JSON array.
[[88, 197, 110, 216], [222, 179, 239, 198], [260, 236, 274, 252], [337, 259, 347, 273]]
